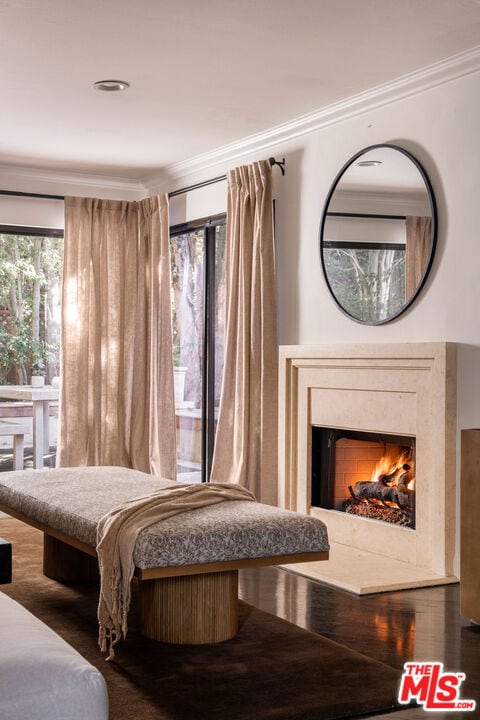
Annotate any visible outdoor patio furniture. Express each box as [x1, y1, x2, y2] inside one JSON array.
[[0, 421, 29, 471], [0, 386, 59, 468]]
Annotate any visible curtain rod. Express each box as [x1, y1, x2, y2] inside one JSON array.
[[0, 189, 65, 201], [326, 211, 406, 221], [0, 158, 286, 203], [168, 157, 286, 198]]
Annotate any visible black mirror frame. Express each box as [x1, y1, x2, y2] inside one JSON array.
[[319, 143, 438, 325]]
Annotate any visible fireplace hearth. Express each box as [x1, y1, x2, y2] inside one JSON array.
[[312, 428, 416, 528]]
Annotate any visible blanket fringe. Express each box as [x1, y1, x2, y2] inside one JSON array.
[[99, 626, 119, 661]]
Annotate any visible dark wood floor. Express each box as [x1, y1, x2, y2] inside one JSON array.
[[239, 567, 480, 719]]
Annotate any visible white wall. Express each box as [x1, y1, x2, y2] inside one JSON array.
[[323, 216, 406, 246], [169, 181, 227, 226], [0, 195, 64, 230]]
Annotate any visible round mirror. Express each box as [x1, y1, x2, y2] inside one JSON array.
[[320, 144, 437, 324]]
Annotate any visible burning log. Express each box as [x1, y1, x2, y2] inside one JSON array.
[[342, 446, 415, 525], [349, 467, 414, 509], [350, 482, 401, 505]]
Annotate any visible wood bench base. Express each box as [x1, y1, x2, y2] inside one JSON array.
[[43, 534, 99, 584], [44, 534, 239, 643], [139, 570, 238, 644]]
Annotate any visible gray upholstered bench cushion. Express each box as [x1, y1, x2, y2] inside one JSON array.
[[0, 467, 329, 569]]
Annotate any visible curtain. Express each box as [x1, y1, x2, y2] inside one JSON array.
[[405, 215, 431, 299], [210, 160, 278, 505], [57, 195, 176, 479]]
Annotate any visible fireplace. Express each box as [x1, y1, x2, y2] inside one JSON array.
[[278, 342, 458, 594], [312, 428, 416, 529]]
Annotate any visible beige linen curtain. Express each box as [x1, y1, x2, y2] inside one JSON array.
[[405, 215, 431, 299], [210, 160, 278, 505], [58, 195, 176, 479]]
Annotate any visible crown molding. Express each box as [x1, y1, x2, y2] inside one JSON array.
[[0, 164, 145, 198], [151, 44, 480, 186], [331, 189, 429, 216]]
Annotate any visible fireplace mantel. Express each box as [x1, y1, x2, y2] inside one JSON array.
[[278, 342, 458, 594]]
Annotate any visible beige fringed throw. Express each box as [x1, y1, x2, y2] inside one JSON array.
[[96, 482, 256, 659]]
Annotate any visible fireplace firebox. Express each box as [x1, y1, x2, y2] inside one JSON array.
[[312, 428, 416, 529]]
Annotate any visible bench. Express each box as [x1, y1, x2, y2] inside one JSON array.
[[0, 420, 29, 470], [0, 466, 329, 645]]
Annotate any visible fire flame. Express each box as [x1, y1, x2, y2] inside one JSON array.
[[363, 448, 415, 509], [344, 442, 416, 520]]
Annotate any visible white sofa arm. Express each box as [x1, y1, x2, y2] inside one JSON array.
[[0, 591, 108, 720]]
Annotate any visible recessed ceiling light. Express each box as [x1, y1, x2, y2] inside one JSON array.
[[357, 160, 382, 167], [93, 79, 130, 92]]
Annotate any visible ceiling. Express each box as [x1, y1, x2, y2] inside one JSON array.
[[336, 147, 428, 193], [1, 0, 480, 181]]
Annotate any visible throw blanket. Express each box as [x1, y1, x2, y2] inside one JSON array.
[[96, 482, 256, 659]]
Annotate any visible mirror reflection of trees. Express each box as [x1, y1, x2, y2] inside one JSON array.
[[323, 246, 405, 323]]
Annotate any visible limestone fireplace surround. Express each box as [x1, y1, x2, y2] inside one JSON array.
[[278, 342, 458, 594]]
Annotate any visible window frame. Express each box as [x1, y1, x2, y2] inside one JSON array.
[[170, 213, 226, 482]]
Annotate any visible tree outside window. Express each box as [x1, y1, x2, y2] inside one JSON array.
[[0, 232, 63, 385]]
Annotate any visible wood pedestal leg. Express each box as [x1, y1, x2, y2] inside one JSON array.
[[138, 570, 238, 644], [43, 534, 99, 583]]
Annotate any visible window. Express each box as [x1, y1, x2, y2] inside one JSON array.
[[170, 215, 226, 482], [0, 226, 63, 385]]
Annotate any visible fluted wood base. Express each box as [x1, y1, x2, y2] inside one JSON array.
[[138, 570, 238, 644], [43, 534, 99, 583]]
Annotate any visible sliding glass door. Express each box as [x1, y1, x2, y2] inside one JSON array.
[[170, 216, 226, 482]]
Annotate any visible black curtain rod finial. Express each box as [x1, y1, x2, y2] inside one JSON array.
[[269, 157, 286, 176]]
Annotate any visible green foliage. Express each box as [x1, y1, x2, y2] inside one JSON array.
[[0, 233, 62, 384], [0, 323, 54, 382], [173, 343, 181, 367]]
